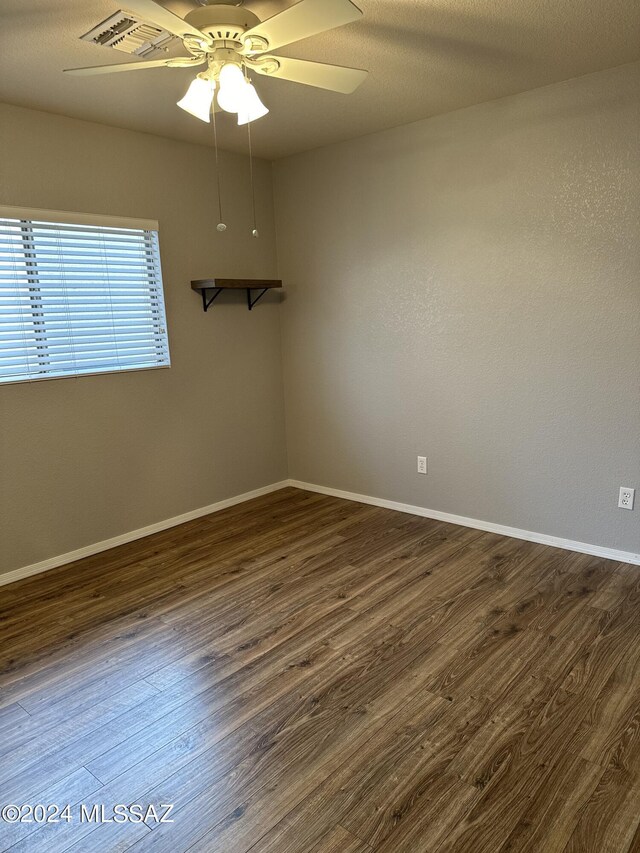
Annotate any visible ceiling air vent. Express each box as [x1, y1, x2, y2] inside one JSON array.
[[80, 11, 176, 58]]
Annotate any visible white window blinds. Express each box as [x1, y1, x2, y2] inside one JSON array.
[[0, 207, 170, 384]]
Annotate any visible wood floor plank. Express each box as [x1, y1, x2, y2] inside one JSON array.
[[0, 767, 101, 851], [0, 607, 357, 801], [126, 642, 460, 853], [561, 769, 640, 853], [237, 694, 452, 853], [337, 695, 487, 847], [307, 825, 372, 853], [374, 776, 480, 853], [0, 701, 30, 730], [441, 684, 605, 851], [496, 754, 603, 853], [0, 488, 637, 853], [578, 653, 640, 771], [0, 680, 160, 777]]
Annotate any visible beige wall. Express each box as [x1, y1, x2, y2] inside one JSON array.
[[2, 61, 638, 576], [0, 103, 287, 575], [274, 62, 640, 555]]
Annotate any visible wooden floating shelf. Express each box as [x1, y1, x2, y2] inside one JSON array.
[[191, 279, 283, 311]]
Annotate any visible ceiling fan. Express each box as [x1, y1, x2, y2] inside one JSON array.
[[64, 0, 368, 126]]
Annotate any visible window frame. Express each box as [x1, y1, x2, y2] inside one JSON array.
[[0, 205, 171, 386]]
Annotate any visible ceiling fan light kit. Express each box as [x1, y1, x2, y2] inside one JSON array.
[[177, 74, 216, 122], [237, 84, 269, 126], [65, 0, 367, 237]]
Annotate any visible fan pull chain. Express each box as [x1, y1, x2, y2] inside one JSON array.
[[247, 118, 259, 238], [211, 102, 226, 232]]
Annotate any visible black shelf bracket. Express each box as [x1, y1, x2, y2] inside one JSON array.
[[247, 287, 269, 311], [202, 288, 223, 312]]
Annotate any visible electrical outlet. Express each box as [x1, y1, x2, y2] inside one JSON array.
[[417, 456, 427, 475], [618, 487, 635, 510]]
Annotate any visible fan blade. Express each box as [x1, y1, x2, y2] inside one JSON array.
[[242, 0, 362, 53], [64, 57, 205, 76], [250, 56, 367, 94], [123, 0, 211, 43]]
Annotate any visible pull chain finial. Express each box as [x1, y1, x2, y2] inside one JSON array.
[[247, 117, 259, 238], [211, 102, 226, 232]]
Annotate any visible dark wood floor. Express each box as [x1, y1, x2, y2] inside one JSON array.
[[0, 487, 638, 853]]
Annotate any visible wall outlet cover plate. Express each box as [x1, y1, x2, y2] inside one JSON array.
[[618, 487, 635, 510]]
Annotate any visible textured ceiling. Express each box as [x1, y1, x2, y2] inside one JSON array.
[[1, 0, 639, 159]]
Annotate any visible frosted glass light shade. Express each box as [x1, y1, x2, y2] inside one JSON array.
[[237, 83, 269, 125], [177, 76, 216, 123], [216, 63, 247, 113]]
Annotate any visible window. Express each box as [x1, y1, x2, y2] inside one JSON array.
[[0, 206, 170, 384]]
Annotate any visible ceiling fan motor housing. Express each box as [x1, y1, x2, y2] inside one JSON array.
[[184, 5, 261, 49]]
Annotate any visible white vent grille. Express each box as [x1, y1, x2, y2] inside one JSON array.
[[80, 11, 176, 58]]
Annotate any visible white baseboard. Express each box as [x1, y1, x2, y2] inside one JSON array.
[[0, 481, 290, 588], [4, 477, 637, 589], [287, 479, 640, 567]]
